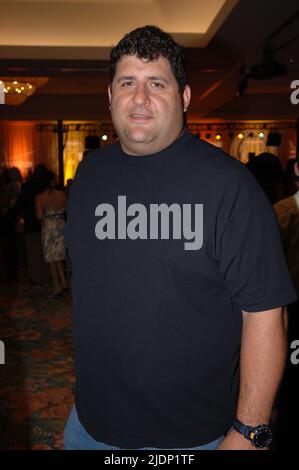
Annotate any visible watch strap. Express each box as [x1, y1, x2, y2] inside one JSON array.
[[233, 419, 272, 448], [233, 418, 254, 440]]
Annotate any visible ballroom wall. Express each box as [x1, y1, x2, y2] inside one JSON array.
[[0, 120, 296, 184]]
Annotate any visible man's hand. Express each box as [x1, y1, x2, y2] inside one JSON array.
[[217, 428, 266, 450], [219, 308, 286, 451]]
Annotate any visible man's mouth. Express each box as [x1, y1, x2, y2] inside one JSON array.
[[129, 113, 153, 122]]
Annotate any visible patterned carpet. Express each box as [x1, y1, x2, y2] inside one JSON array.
[[0, 272, 75, 450], [1, 271, 298, 450]]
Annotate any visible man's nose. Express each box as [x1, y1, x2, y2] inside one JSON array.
[[132, 83, 150, 107]]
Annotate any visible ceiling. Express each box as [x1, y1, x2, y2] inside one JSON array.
[[0, 0, 299, 121], [0, 0, 238, 51]]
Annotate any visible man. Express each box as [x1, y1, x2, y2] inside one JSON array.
[[274, 159, 299, 448], [274, 160, 299, 300], [63, 26, 296, 450]]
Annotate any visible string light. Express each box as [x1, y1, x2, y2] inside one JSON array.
[[238, 133, 244, 139]]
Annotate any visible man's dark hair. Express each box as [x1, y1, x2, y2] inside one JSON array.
[[110, 25, 186, 93]]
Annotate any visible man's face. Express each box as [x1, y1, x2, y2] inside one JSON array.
[[108, 55, 191, 155]]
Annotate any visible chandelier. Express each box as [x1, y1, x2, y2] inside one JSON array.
[[0, 77, 48, 105]]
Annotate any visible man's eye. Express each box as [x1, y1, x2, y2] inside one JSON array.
[[121, 81, 134, 87], [152, 82, 164, 88]]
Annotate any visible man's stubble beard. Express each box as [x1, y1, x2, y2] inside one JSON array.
[[124, 126, 157, 146]]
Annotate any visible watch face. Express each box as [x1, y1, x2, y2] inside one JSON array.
[[252, 426, 273, 448]]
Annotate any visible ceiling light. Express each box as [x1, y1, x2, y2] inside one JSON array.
[[266, 132, 281, 146], [0, 77, 48, 105], [237, 77, 248, 96], [250, 46, 287, 80]]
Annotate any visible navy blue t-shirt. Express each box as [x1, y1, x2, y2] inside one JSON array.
[[64, 131, 296, 448]]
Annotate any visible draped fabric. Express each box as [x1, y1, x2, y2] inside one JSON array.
[[228, 128, 296, 165], [63, 128, 97, 183], [0, 121, 296, 184], [0, 121, 109, 183], [0, 121, 58, 178]]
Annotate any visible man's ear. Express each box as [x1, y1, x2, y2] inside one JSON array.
[[182, 85, 191, 112], [108, 84, 112, 104], [295, 161, 299, 177]]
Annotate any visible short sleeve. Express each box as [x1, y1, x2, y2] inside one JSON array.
[[215, 168, 297, 312]]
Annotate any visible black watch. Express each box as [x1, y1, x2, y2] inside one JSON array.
[[233, 419, 273, 448]]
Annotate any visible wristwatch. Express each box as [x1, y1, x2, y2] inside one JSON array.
[[233, 418, 273, 448]]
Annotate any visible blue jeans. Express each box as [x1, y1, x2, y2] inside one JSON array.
[[64, 405, 224, 450]]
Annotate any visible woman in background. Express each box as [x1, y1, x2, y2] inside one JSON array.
[[35, 171, 68, 297]]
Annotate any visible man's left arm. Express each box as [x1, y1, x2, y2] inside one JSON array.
[[218, 307, 288, 450]]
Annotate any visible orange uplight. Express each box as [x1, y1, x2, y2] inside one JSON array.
[[6, 122, 34, 176]]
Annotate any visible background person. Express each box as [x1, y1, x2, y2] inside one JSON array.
[[36, 171, 68, 297]]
